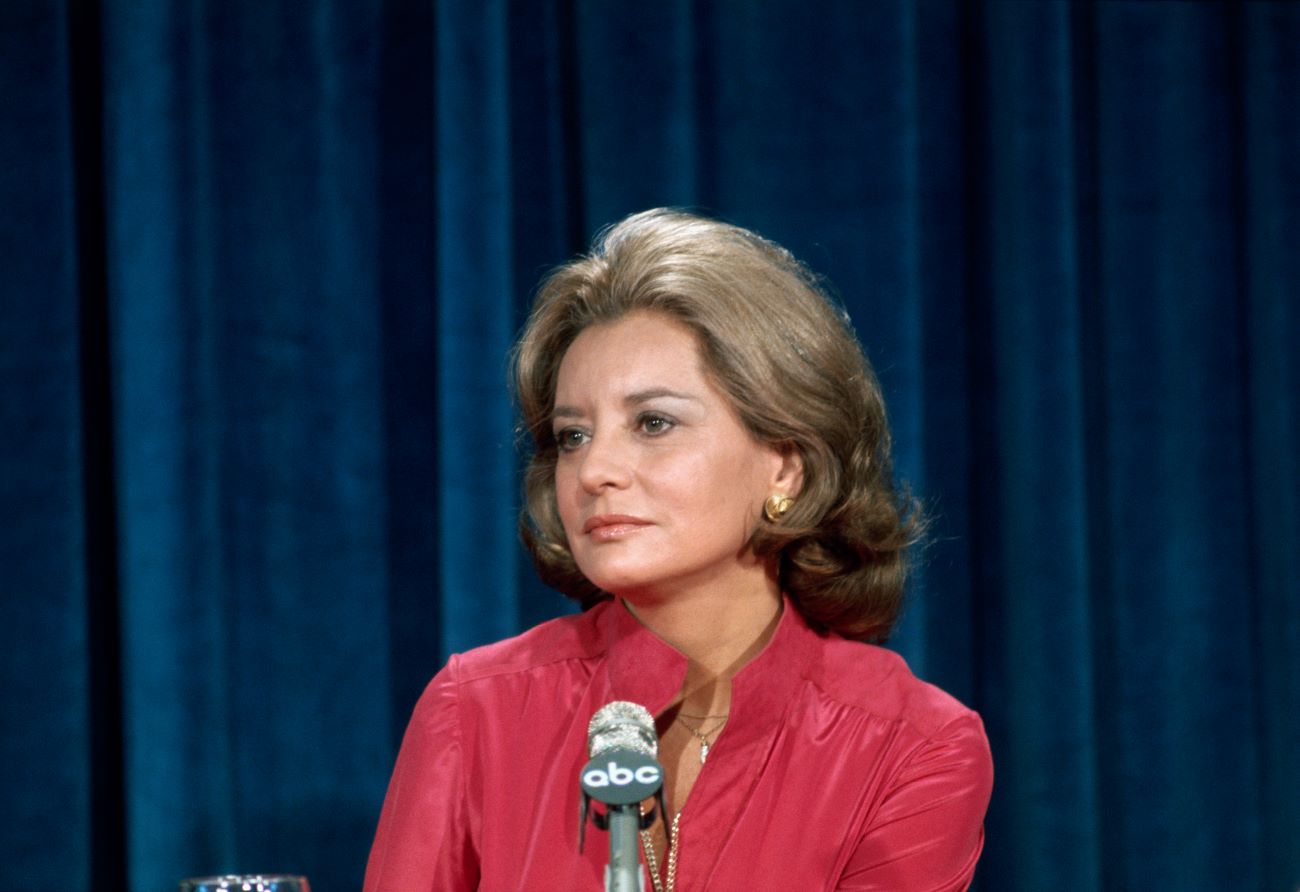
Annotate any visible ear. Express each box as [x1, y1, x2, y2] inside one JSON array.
[[769, 443, 804, 498]]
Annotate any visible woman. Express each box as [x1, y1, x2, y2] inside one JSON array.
[[364, 209, 992, 890]]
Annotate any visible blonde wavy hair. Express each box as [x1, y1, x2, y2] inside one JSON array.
[[511, 209, 920, 642]]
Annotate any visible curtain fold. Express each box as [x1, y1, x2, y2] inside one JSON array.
[[102, 3, 393, 887], [2, 2, 1296, 890], [1, 6, 92, 888], [974, 3, 1103, 884]]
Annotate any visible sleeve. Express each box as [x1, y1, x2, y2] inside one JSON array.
[[363, 656, 480, 892], [835, 712, 994, 891]]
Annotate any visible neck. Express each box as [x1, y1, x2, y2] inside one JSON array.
[[621, 569, 783, 716]]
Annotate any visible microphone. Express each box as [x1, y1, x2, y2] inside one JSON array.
[[579, 702, 668, 892], [588, 701, 658, 759]]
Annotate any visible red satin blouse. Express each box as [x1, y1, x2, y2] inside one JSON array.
[[364, 597, 992, 891]]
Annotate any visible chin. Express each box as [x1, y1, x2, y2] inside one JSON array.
[[574, 559, 663, 598], [580, 570, 656, 597]]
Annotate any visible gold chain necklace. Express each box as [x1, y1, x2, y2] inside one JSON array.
[[640, 811, 681, 892], [674, 715, 727, 764], [640, 709, 725, 888]]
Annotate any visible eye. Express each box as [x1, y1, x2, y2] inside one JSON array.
[[637, 412, 675, 436], [554, 427, 589, 452]]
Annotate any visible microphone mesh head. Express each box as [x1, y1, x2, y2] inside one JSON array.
[[588, 701, 658, 758]]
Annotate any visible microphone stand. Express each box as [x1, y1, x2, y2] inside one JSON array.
[[605, 803, 645, 892]]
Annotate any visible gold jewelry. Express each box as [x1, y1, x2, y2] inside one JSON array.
[[675, 714, 726, 764], [763, 493, 794, 522], [640, 810, 681, 892]]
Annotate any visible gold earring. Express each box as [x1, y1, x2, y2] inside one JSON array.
[[764, 493, 794, 522]]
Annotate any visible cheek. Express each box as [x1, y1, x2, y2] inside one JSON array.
[[553, 464, 579, 530], [703, 450, 773, 521], [655, 450, 756, 520]]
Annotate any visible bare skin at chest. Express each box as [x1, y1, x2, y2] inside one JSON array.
[[647, 715, 717, 865]]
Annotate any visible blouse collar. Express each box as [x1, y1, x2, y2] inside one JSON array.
[[599, 594, 822, 749]]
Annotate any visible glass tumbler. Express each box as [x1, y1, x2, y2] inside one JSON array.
[[179, 876, 310, 892]]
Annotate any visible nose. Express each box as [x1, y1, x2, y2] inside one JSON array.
[[575, 430, 633, 494]]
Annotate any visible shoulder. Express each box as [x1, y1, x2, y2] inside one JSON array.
[[810, 636, 993, 830], [406, 605, 607, 735], [423, 603, 608, 694], [811, 635, 983, 743], [815, 640, 993, 886]]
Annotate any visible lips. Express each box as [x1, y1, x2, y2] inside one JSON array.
[[582, 514, 651, 537]]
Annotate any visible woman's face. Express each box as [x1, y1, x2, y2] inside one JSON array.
[[552, 311, 799, 601]]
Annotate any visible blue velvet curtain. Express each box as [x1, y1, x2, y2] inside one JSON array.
[[2, 1, 1296, 890]]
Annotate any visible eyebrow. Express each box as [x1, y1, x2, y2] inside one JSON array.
[[551, 388, 702, 421]]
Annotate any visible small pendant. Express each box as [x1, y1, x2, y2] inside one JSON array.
[[699, 741, 709, 764]]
